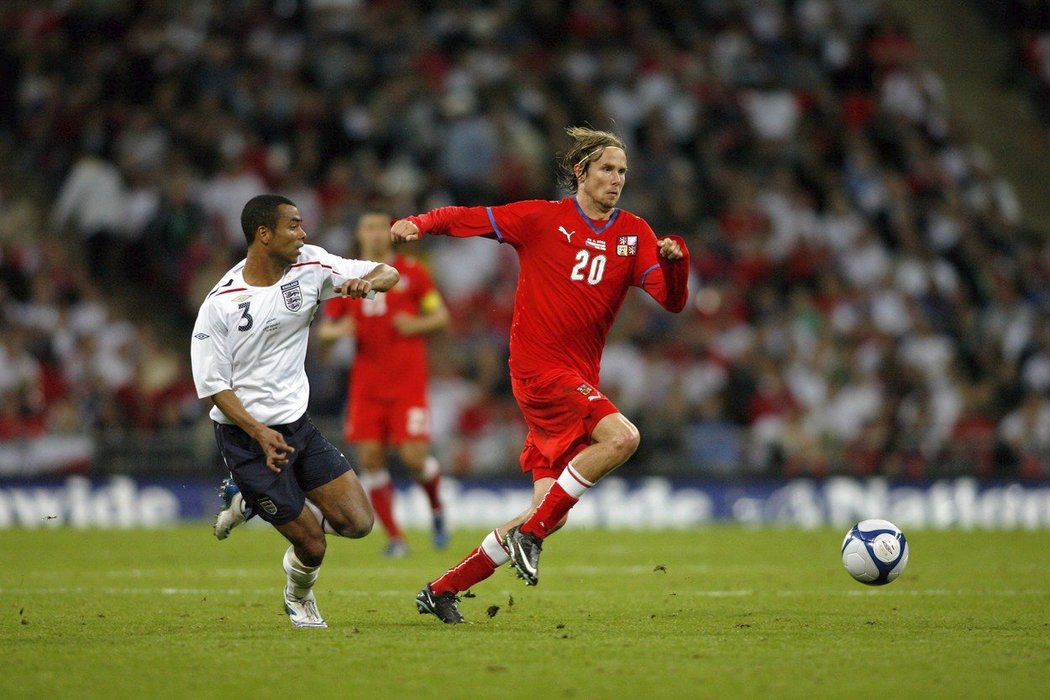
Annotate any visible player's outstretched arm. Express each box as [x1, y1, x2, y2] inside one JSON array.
[[393, 291, 450, 337], [336, 263, 399, 298]]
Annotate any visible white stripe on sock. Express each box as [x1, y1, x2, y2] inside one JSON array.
[[480, 529, 510, 565], [557, 462, 592, 499], [358, 469, 391, 491]]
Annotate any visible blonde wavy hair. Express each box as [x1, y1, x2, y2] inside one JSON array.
[[556, 126, 627, 193]]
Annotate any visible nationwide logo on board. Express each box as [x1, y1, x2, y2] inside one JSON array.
[[281, 280, 303, 311], [617, 235, 637, 256]]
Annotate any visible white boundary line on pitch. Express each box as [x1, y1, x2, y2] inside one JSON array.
[[3, 586, 1047, 597]]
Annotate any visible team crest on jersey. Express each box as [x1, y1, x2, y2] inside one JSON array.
[[617, 236, 638, 256], [575, 383, 594, 396], [281, 280, 302, 311]]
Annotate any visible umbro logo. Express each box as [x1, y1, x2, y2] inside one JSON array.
[[194, 333, 210, 340], [558, 226, 575, 242]]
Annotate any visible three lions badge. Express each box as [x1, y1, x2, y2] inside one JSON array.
[[281, 280, 302, 311]]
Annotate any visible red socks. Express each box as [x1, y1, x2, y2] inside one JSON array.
[[369, 481, 403, 541], [420, 473, 442, 514], [520, 482, 578, 539], [431, 530, 509, 595], [520, 463, 593, 539]]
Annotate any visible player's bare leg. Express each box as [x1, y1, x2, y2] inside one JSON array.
[[508, 414, 639, 585], [305, 469, 374, 539], [273, 471, 373, 628], [400, 441, 448, 548]]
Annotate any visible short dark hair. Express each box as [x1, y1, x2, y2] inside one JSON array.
[[241, 194, 296, 246]]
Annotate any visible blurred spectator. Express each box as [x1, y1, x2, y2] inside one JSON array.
[[50, 147, 129, 286], [0, 0, 1046, 480]]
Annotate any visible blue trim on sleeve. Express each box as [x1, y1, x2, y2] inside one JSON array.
[[639, 263, 660, 287], [485, 207, 504, 242]]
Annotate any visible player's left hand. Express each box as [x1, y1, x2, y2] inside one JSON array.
[[391, 219, 420, 243], [335, 278, 374, 299], [657, 237, 684, 260]]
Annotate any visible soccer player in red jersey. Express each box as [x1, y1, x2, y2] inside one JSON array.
[[393, 126, 690, 623], [319, 210, 451, 557]]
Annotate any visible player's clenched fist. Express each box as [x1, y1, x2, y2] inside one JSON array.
[[390, 219, 420, 243], [335, 278, 374, 299], [657, 237, 684, 260]]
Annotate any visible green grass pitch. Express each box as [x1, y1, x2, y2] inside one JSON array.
[[2, 524, 1048, 699]]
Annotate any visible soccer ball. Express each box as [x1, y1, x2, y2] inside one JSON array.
[[841, 519, 909, 585]]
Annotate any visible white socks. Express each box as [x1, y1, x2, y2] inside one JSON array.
[[283, 545, 320, 599]]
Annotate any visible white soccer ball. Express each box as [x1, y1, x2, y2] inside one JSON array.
[[841, 519, 909, 585]]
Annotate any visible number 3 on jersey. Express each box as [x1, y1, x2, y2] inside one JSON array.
[[570, 250, 606, 285]]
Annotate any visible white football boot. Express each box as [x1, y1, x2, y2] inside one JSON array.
[[284, 586, 328, 628], [214, 477, 247, 540]]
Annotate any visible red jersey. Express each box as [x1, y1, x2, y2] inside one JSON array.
[[324, 253, 438, 401], [409, 198, 689, 382]]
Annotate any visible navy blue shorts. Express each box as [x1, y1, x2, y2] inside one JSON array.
[[213, 414, 352, 526]]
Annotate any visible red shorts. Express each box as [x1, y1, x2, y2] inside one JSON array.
[[511, 368, 620, 481], [345, 391, 431, 445]]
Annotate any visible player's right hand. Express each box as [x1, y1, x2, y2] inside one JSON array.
[[255, 426, 295, 473], [390, 219, 420, 243]]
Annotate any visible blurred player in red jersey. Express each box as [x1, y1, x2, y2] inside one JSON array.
[[319, 210, 451, 558], [394, 126, 690, 623]]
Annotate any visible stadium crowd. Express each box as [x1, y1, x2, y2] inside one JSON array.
[[0, 0, 1048, 480], [974, 0, 1050, 134]]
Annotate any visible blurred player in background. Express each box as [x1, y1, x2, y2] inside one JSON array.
[[392, 126, 690, 623], [318, 210, 451, 558], [192, 194, 398, 628]]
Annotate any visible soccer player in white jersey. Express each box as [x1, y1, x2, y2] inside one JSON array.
[[191, 194, 398, 628]]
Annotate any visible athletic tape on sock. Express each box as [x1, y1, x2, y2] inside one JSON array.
[[283, 546, 319, 596], [480, 529, 510, 565]]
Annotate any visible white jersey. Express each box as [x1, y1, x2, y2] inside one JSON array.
[[191, 244, 381, 426]]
